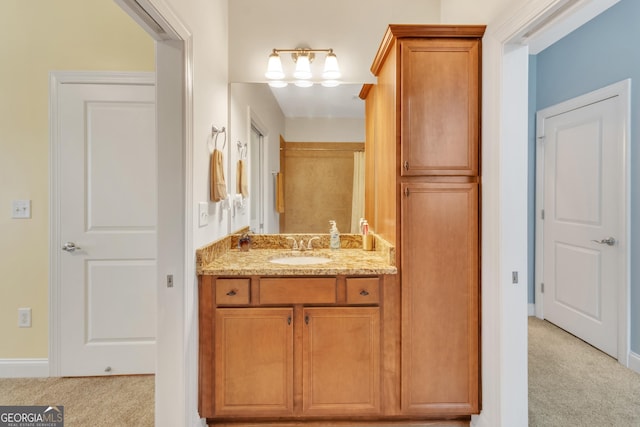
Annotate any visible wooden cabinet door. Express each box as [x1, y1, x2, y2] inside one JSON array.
[[400, 182, 479, 415], [302, 307, 381, 415], [400, 38, 480, 176], [214, 308, 294, 416]]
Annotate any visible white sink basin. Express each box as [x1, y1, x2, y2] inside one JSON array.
[[269, 255, 332, 265]]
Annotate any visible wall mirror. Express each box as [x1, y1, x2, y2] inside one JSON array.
[[229, 83, 365, 235]]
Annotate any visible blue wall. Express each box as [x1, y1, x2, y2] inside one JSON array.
[[530, 0, 640, 353]]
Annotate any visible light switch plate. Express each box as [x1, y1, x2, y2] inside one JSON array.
[[12, 200, 31, 219], [198, 202, 209, 227], [18, 308, 31, 328]]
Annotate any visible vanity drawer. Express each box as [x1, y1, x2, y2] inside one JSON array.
[[215, 278, 250, 305], [346, 277, 380, 305], [259, 278, 336, 304]]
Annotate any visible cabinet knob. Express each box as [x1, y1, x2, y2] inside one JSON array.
[[360, 290, 370, 296], [226, 290, 237, 296]]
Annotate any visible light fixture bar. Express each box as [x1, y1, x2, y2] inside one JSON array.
[[270, 48, 334, 55], [265, 47, 341, 87]]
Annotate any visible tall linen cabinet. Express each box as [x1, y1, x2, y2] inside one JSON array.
[[366, 24, 485, 416]]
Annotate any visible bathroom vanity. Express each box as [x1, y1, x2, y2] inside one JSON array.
[[197, 234, 404, 425]]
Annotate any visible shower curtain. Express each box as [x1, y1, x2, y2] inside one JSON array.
[[350, 151, 365, 233]]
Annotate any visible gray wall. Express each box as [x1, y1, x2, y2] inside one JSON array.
[[529, 0, 639, 353]]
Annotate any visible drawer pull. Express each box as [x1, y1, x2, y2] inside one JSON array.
[[360, 290, 370, 296], [226, 290, 237, 296]]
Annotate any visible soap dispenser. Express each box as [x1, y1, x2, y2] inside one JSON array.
[[329, 220, 341, 250]]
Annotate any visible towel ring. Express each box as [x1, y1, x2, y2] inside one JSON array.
[[209, 126, 226, 153]]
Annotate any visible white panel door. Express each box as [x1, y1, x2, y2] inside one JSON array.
[[539, 94, 623, 358], [58, 80, 156, 376]]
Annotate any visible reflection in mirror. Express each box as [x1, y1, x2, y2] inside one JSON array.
[[249, 124, 264, 233], [229, 83, 365, 235]]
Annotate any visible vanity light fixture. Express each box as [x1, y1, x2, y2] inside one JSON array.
[[265, 48, 341, 88]]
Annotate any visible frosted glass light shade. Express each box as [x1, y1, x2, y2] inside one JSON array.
[[265, 53, 285, 80], [322, 52, 341, 80], [268, 80, 288, 88], [293, 55, 312, 79], [321, 80, 340, 87], [294, 79, 313, 88]]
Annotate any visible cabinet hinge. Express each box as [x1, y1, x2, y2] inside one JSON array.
[[403, 161, 409, 171], [541, 209, 545, 220], [541, 282, 545, 293], [404, 187, 410, 197], [287, 316, 292, 325]]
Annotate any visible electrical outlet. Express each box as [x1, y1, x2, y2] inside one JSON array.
[[18, 308, 31, 328], [198, 202, 209, 227]]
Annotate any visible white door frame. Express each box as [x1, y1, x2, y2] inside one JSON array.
[[534, 79, 631, 366], [108, 1, 195, 426], [49, 70, 157, 377], [479, 1, 621, 426]]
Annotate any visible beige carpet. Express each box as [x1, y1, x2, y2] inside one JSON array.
[[529, 317, 640, 426], [0, 374, 153, 427]]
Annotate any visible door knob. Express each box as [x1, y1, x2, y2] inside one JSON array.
[[591, 237, 616, 246], [62, 242, 81, 252]]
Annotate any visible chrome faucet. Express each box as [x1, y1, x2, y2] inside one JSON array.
[[286, 236, 320, 251], [306, 236, 320, 250], [286, 236, 299, 250]]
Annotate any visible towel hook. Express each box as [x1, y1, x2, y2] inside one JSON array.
[[211, 126, 226, 151], [237, 140, 248, 159]]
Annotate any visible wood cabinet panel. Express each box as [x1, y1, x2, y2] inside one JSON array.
[[400, 182, 479, 414], [215, 278, 250, 305], [373, 42, 398, 245], [346, 277, 380, 304], [214, 308, 294, 416], [369, 25, 483, 418], [400, 39, 480, 176], [259, 277, 337, 304], [302, 307, 381, 415]]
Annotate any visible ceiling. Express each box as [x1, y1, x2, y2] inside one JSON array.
[[269, 83, 365, 119]]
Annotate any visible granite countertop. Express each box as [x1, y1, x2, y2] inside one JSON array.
[[196, 233, 397, 276], [199, 248, 397, 276]]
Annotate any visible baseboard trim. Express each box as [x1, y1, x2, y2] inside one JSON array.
[[629, 351, 640, 374], [528, 303, 535, 316], [0, 358, 49, 378]]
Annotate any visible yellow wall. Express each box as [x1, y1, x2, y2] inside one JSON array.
[[0, 0, 154, 358]]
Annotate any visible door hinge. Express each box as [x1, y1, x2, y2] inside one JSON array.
[[541, 282, 544, 293]]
